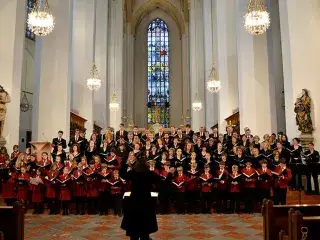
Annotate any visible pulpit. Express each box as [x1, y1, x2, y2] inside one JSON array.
[[29, 141, 52, 162]]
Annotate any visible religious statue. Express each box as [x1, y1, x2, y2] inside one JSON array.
[[154, 106, 161, 124], [0, 85, 11, 138], [294, 89, 314, 134]]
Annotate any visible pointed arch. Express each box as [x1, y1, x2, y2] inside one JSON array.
[[131, 0, 185, 36]]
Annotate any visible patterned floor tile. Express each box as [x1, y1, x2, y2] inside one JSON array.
[[24, 213, 263, 240]]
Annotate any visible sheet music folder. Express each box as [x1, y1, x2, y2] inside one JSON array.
[[123, 192, 159, 199]]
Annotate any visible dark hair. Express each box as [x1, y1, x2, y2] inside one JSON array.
[[185, 124, 191, 128], [132, 157, 149, 173], [293, 137, 301, 144], [58, 130, 63, 134]]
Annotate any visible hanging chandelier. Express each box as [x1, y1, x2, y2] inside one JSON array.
[[86, 62, 101, 91], [27, 0, 55, 36], [192, 93, 202, 111], [109, 92, 120, 112], [207, 63, 221, 93], [244, 0, 270, 35], [20, 92, 32, 112]]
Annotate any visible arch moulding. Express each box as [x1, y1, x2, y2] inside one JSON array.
[[131, 0, 186, 36]]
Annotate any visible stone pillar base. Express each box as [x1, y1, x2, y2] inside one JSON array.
[[0, 137, 7, 148], [300, 133, 314, 150]]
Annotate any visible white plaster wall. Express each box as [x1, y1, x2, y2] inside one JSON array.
[[133, 9, 185, 127], [279, 0, 320, 148]]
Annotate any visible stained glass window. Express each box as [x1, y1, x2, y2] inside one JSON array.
[[147, 19, 170, 127], [26, 0, 35, 41]]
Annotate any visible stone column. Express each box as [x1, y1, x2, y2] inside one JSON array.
[[214, 0, 239, 133], [189, 0, 205, 131], [266, 0, 285, 134], [203, 0, 215, 130], [124, 22, 135, 125], [181, 26, 190, 127], [71, 0, 95, 135], [0, 0, 26, 148], [235, 0, 272, 136], [93, 0, 109, 130], [108, 0, 124, 127], [32, 0, 73, 141], [279, 0, 320, 148]]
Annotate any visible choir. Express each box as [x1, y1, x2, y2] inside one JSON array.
[[0, 124, 319, 215]]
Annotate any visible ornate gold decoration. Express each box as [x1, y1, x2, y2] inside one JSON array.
[[294, 89, 314, 134], [131, 0, 186, 36], [0, 86, 11, 138]]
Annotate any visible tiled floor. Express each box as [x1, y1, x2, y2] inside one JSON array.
[[24, 213, 263, 240]]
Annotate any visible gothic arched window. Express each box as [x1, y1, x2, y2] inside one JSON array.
[[147, 18, 170, 127]]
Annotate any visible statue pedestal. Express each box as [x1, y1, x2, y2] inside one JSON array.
[[300, 133, 314, 150], [0, 137, 6, 148]]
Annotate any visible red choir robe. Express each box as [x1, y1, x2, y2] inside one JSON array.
[[186, 169, 200, 191], [2, 168, 17, 199], [58, 174, 71, 201], [107, 177, 124, 195], [84, 168, 99, 198], [45, 170, 59, 199], [17, 173, 30, 200], [273, 166, 292, 189], [94, 162, 102, 172], [56, 162, 64, 171], [229, 172, 242, 193], [256, 167, 273, 190], [72, 169, 86, 197], [98, 170, 111, 192], [199, 173, 213, 192], [172, 174, 188, 192], [10, 151, 20, 161], [105, 155, 121, 170], [30, 175, 45, 203], [241, 167, 257, 189], [215, 169, 229, 191], [0, 153, 9, 165]]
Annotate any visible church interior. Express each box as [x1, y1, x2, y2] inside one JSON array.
[[1, 0, 320, 239]]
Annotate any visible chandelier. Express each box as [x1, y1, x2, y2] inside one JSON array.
[[20, 92, 32, 112], [27, 0, 55, 36], [192, 93, 202, 111], [109, 92, 120, 112], [244, 0, 270, 35], [207, 63, 221, 93], [86, 62, 101, 91]]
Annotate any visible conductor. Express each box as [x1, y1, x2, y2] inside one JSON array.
[[121, 158, 171, 240]]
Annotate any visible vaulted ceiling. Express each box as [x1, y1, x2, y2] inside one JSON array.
[[124, 0, 189, 35]]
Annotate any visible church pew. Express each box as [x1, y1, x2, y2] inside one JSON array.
[[261, 199, 320, 240], [289, 210, 320, 240], [278, 230, 289, 240], [0, 201, 24, 240]]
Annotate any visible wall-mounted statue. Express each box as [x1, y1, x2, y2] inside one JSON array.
[[294, 89, 314, 134], [0, 85, 11, 138]]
